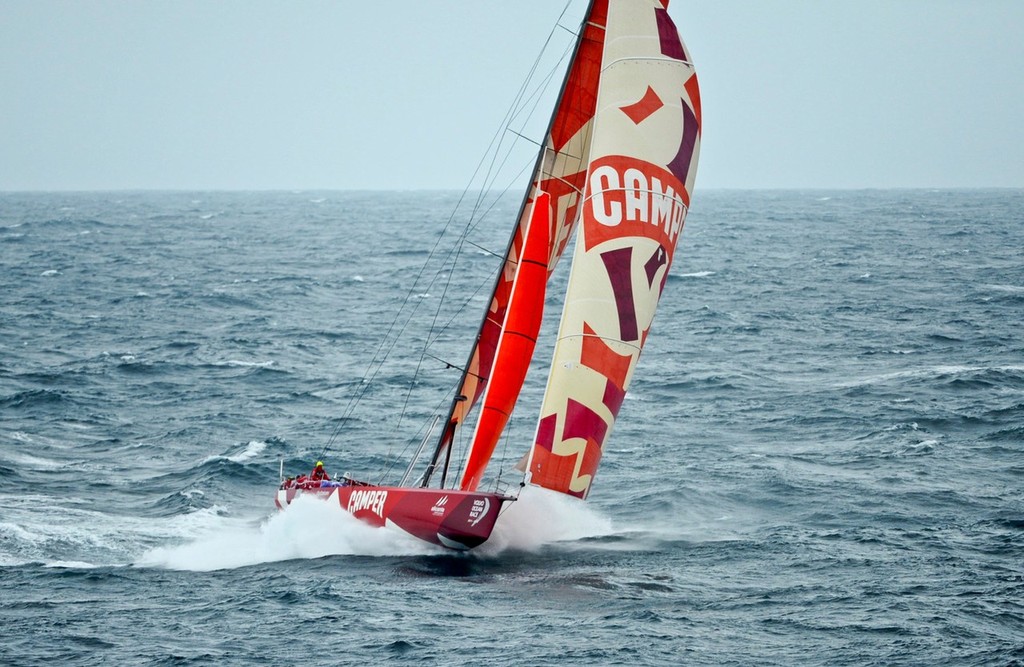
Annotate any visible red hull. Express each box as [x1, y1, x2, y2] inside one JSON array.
[[275, 480, 512, 550]]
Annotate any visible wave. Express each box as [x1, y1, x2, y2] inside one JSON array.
[[0, 495, 232, 568], [0, 451, 63, 469], [43, 560, 102, 569], [979, 284, 1024, 304], [8, 217, 117, 231], [833, 364, 1024, 390], [0, 389, 74, 410], [981, 283, 1024, 293]]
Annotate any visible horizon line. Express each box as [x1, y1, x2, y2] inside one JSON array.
[[3, 185, 1023, 195]]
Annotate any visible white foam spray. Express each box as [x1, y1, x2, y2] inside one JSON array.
[[137, 494, 437, 571], [5, 482, 642, 571], [138, 486, 630, 568], [481, 485, 616, 554]]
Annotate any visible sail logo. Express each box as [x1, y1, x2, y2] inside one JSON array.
[[431, 495, 449, 516], [585, 157, 689, 252], [347, 489, 388, 518]]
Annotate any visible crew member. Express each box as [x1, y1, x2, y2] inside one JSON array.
[[310, 461, 330, 481]]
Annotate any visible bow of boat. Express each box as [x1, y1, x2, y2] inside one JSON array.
[[276, 480, 513, 551]]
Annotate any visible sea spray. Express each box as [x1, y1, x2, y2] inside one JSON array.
[[137, 493, 436, 571], [139, 486, 621, 568], [482, 485, 615, 554]]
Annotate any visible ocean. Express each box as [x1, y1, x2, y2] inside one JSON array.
[[1, 189, 1022, 665]]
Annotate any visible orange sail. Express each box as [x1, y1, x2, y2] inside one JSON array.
[[460, 193, 552, 492]]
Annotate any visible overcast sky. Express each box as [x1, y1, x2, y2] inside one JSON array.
[[2, 1, 1022, 191]]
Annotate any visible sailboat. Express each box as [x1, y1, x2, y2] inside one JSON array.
[[275, 0, 701, 550]]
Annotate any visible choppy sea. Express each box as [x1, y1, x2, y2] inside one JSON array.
[[1, 189, 1022, 666]]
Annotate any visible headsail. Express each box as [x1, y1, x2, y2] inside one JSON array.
[[526, 0, 701, 498]]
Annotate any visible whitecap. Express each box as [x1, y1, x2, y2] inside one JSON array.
[[2, 452, 62, 468], [44, 560, 100, 569], [833, 364, 1013, 388], [227, 440, 267, 464], [0, 521, 42, 545], [40, 269, 60, 277], [677, 270, 715, 278], [882, 422, 919, 432], [217, 359, 274, 368], [200, 440, 267, 465], [982, 284, 1024, 293]]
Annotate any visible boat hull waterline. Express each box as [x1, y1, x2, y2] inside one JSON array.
[[275, 482, 513, 550]]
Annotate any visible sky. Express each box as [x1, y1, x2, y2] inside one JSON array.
[[1, 0, 1022, 191]]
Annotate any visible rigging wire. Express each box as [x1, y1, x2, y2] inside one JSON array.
[[319, 0, 581, 481], [377, 11, 576, 449], [419, 31, 580, 353]]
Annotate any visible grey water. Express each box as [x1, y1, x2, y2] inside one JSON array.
[[1, 189, 1022, 665]]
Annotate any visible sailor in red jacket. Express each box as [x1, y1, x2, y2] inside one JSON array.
[[310, 461, 330, 481]]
